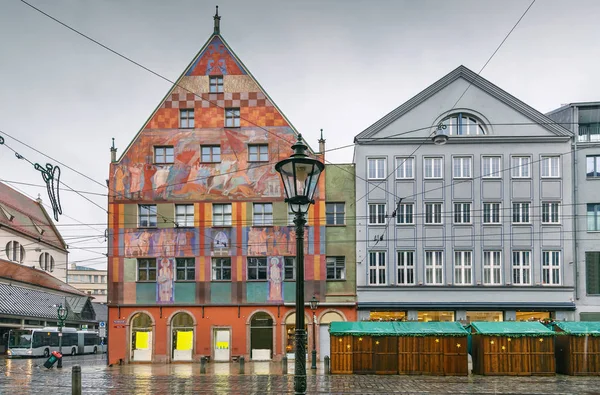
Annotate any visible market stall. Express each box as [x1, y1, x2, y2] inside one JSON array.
[[553, 321, 600, 375]]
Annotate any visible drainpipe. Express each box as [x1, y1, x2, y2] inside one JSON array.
[[572, 105, 579, 301]]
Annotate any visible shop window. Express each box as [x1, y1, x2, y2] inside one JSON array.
[[417, 311, 454, 322], [466, 311, 503, 323]]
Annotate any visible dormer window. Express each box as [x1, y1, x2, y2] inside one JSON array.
[[441, 113, 486, 135]]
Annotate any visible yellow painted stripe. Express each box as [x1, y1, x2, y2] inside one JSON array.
[[119, 204, 125, 230], [204, 202, 212, 227], [194, 203, 200, 227], [313, 255, 320, 281], [199, 256, 205, 282], [237, 256, 243, 281], [112, 257, 119, 282], [240, 202, 246, 226]]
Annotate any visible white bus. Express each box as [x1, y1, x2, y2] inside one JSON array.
[[7, 327, 101, 358]]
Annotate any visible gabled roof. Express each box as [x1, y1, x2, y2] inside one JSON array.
[[0, 259, 85, 296], [470, 321, 554, 337], [355, 65, 572, 142], [0, 182, 67, 251]]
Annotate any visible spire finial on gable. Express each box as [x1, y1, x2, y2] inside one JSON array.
[[214, 5, 221, 34]]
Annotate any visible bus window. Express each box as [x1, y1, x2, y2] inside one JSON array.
[[9, 331, 32, 348]]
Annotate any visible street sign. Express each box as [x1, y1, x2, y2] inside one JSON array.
[[99, 321, 106, 328], [99, 328, 106, 338], [113, 319, 126, 325]]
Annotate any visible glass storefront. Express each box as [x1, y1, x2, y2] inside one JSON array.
[[466, 311, 503, 323], [417, 311, 454, 322], [369, 311, 407, 321], [515, 311, 550, 321]]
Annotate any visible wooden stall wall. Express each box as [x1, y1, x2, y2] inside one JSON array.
[[398, 336, 419, 375], [530, 336, 555, 376], [330, 335, 353, 374], [443, 336, 468, 376], [352, 336, 374, 374], [374, 336, 398, 374], [420, 337, 443, 375], [556, 336, 600, 376]]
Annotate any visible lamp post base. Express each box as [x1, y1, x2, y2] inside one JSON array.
[[294, 329, 307, 394], [311, 349, 317, 370]]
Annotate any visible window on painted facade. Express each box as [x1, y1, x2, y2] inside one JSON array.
[[482, 156, 501, 178], [154, 146, 174, 164], [368, 251, 386, 285], [483, 251, 502, 285], [368, 203, 386, 225], [201, 145, 221, 163], [176, 258, 195, 281], [542, 251, 561, 285], [253, 203, 273, 226], [453, 203, 471, 224], [212, 257, 231, 281], [452, 157, 472, 178], [440, 113, 486, 135], [578, 106, 600, 142], [586, 155, 600, 177], [483, 202, 501, 224], [209, 76, 224, 93], [284, 257, 296, 281], [326, 256, 346, 280], [423, 157, 443, 179], [396, 251, 414, 285], [248, 144, 268, 162], [395, 157, 414, 179], [541, 156, 560, 178], [213, 203, 232, 227], [225, 107, 240, 127], [512, 202, 530, 224], [367, 158, 385, 179], [588, 204, 600, 231], [396, 203, 414, 225], [138, 205, 157, 227], [586, 252, 600, 295], [179, 109, 194, 128], [424, 203, 443, 224], [466, 311, 503, 323], [325, 203, 345, 225], [512, 251, 531, 285], [511, 156, 531, 178], [247, 257, 267, 280], [454, 251, 472, 285], [175, 204, 194, 227], [425, 251, 443, 285], [418, 311, 454, 322], [5, 241, 25, 263], [541, 202, 560, 224], [39, 252, 54, 272], [137, 258, 157, 282]]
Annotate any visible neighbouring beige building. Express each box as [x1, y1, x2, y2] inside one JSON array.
[[68, 264, 108, 303]]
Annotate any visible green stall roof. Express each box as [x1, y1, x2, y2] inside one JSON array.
[[470, 321, 554, 337], [554, 322, 600, 336], [329, 321, 468, 337]]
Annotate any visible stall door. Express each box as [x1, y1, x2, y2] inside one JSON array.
[[319, 325, 330, 360], [214, 329, 230, 361]]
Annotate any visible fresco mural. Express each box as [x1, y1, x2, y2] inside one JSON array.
[[156, 257, 174, 303], [124, 228, 198, 258], [245, 227, 308, 256], [211, 228, 232, 256], [185, 36, 245, 76], [268, 256, 284, 302]]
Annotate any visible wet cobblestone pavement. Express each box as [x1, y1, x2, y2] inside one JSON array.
[[2, 355, 600, 394]]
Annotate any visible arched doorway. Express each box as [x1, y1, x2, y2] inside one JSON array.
[[250, 312, 273, 360], [130, 312, 153, 362], [171, 312, 194, 361], [319, 311, 344, 361], [285, 312, 309, 359]]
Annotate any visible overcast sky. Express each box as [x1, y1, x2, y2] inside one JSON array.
[[1, 0, 599, 270]]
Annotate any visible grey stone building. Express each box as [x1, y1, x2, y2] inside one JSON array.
[[353, 66, 576, 324], [547, 103, 600, 321]]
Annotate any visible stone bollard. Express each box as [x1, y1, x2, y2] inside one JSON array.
[[239, 356, 245, 374], [200, 356, 206, 374], [281, 355, 288, 375], [72, 365, 82, 395], [324, 356, 330, 375]]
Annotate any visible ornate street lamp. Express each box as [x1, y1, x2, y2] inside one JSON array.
[[309, 295, 319, 370], [275, 134, 324, 395], [56, 302, 68, 368]]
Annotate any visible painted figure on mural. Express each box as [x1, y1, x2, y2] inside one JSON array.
[[157, 258, 174, 303], [125, 230, 152, 257], [268, 256, 283, 302], [129, 163, 143, 195]]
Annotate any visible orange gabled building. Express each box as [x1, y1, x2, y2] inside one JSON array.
[[107, 10, 355, 365]]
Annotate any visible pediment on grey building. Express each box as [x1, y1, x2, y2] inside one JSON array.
[[354, 65, 572, 143]]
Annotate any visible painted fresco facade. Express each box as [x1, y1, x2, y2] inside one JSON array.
[[107, 17, 355, 365]]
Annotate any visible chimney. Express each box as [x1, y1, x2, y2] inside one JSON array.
[[110, 138, 117, 163], [318, 129, 326, 154]]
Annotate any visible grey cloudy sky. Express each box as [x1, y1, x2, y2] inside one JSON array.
[[1, 0, 599, 270]]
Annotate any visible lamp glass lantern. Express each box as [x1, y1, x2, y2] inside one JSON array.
[[57, 304, 67, 322], [309, 295, 319, 311]]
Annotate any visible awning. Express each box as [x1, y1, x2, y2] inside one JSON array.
[[330, 321, 468, 337]]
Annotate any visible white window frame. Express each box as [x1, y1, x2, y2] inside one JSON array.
[[453, 157, 472, 179], [512, 202, 531, 224], [248, 144, 268, 162], [454, 250, 472, 285], [396, 203, 414, 225], [425, 250, 444, 285], [225, 107, 240, 127], [201, 145, 221, 163], [326, 256, 346, 280], [138, 204, 157, 228], [175, 204, 195, 227], [5, 241, 25, 263], [542, 251, 561, 285], [483, 251, 502, 285], [367, 158, 386, 180], [368, 203, 386, 225], [512, 251, 531, 285], [453, 202, 471, 224], [511, 156, 531, 178], [483, 202, 501, 224], [424, 202, 443, 224], [368, 251, 387, 285], [325, 202, 345, 226], [154, 146, 174, 164], [482, 156, 502, 178], [247, 257, 267, 280], [541, 202, 560, 224], [588, 203, 600, 231], [179, 109, 194, 129], [424, 157, 443, 179], [395, 157, 414, 179], [541, 156, 560, 178], [397, 251, 415, 285], [253, 203, 273, 226], [209, 75, 224, 93], [213, 203, 232, 227]]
